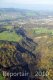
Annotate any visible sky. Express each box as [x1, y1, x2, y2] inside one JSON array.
[[0, 0, 53, 10]]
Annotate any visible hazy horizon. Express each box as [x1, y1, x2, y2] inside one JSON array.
[[0, 0, 53, 11]]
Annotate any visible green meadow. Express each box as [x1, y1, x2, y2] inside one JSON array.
[[33, 28, 53, 34], [0, 31, 22, 42], [4, 26, 13, 30]]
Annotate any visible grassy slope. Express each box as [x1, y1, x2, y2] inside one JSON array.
[[0, 31, 22, 42]]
